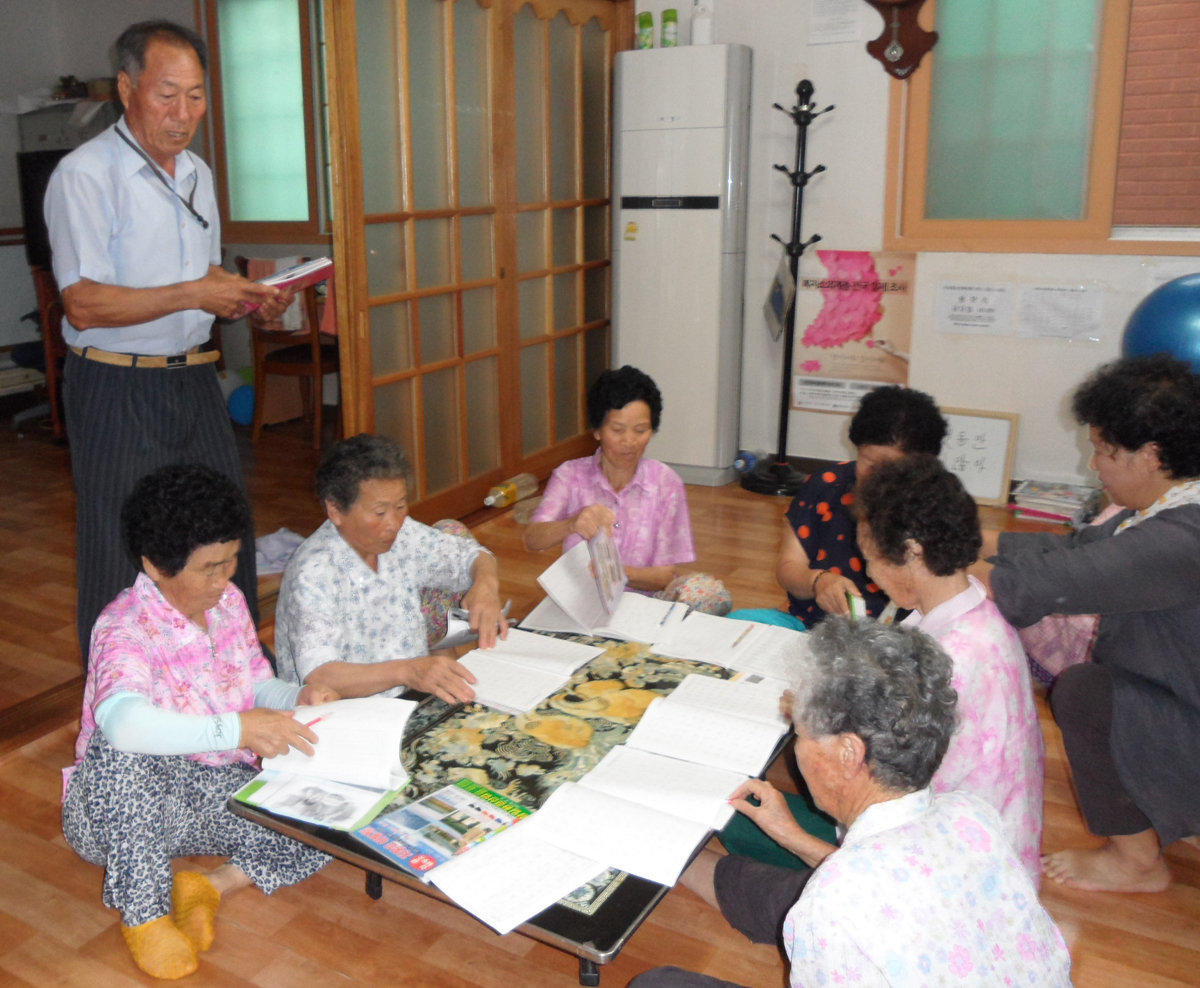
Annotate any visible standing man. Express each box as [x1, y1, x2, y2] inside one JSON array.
[[45, 20, 293, 665]]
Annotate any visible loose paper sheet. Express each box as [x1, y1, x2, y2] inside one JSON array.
[[933, 283, 1014, 336], [430, 823, 607, 935], [809, 0, 864, 45], [1016, 285, 1104, 342]]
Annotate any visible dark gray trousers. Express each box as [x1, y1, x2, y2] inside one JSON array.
[[63, 351, 258, 665]]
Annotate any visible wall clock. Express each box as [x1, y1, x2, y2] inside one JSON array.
[[861, 0, 938, 79]]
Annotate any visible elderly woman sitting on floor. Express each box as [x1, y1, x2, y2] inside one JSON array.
[[63, 465, 334, 980], [524, 365, 732, 614], [631, 618, 1072, 988]]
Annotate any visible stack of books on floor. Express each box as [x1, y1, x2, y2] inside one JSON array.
[[1009, 480, 1102, 526]]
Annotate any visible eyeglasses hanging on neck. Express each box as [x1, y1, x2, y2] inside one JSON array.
[[115, 124, 210, 230]]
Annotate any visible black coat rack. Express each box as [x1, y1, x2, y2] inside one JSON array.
[[741, 80, 833, 496]]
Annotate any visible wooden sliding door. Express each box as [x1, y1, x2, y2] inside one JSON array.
[[325, 0, 630, 521]]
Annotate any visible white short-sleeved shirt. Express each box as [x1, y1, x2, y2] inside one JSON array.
[[274, 519, 484, 696], [44, 122, 222, 355]]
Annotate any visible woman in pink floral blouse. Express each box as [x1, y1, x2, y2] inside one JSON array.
[[63, 465, 334, 980], [524, 365, 731, 614]]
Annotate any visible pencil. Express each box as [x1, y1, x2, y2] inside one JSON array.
[[731, 625, 753, 649]]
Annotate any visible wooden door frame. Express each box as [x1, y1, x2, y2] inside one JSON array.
[[325, 0, 631, 522]]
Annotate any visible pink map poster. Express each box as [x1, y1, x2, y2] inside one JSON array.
[[790, 250, 915, 414]]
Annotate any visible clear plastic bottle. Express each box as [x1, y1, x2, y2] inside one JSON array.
[[661, 9, 678, 47], [483, 472, 539, 508]]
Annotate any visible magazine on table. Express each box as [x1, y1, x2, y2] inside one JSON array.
[[353, 778, 532, 881]]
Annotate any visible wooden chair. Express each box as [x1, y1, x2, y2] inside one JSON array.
[[30, 266, 68, 440], [235, 256, 340, 450]]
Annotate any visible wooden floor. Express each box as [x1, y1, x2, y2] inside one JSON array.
[[1, 420, 1199, 986]]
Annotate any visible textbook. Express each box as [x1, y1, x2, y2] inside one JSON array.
[[522, 541, 687, 643], [457, 628, 606, 715], [353, 778, 532, 880], [232, 696, 416, 831], [242, 256, 333, 312], [650, 611, 809, 681]]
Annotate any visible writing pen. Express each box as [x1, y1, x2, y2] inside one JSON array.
[[731, 625, 753, 649], [658, 601, 677, 627]]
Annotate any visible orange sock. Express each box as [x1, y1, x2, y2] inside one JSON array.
[[121, 915, 198, 979], [171, 871, 221, 953]]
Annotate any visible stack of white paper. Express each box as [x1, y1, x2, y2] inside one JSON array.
[[651, 612, 809, 682], [458, 628, 605, 714], [522, 542, 688, 642]]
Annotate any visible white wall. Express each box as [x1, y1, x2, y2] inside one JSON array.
[[0, 0, 193, 346], [635, 0, 1200, 484]]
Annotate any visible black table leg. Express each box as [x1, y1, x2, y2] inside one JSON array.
[[365, 871, 383, 900], [579, 957, 600, 986]]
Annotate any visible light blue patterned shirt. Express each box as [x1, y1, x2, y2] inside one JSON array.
[[44, 122, 222, 354], [274, 519, 484, 697]]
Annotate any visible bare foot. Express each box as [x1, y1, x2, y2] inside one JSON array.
[[1042, 844, 1170, 893]]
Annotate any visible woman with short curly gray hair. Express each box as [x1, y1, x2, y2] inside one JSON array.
[[633, 618, 1072, 988]]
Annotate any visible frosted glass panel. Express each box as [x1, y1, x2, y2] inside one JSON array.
[[580, 18, 608, 201], [553, 208, 577, 267], [583, 205, 607, 261], [422, 367, 462, 494], [419, 293, 456, 364], [584, 265, 607, 323], [460, 215, 493, 282], [521, 343, 550, 454], [520, 277, 548, 339], [374, 378, 418, 490], [554, 272, 577, 330], [218, 0, 309, 221], [585, 324, 608, 391], [455, 0, 491, 207], [462, 287, 496, 354], [554, 333, 580, 440], [926, 0, 1100, 220], [549, 13, 577, 202], [518, 210, 546, 272], [356, 0, 402, 213], [465, 357, 501, 477], [365, 222, 406, 296], [415, 218, 452, 288], [408, 0, 450, 210], [369, 302, 412, 376], [514, 6, 546, 203]]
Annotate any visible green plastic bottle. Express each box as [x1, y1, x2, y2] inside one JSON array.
[[661, 9, 678, 47], [636, 11, 654, 49]]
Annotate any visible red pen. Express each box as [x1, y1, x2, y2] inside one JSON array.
[[304, 716, 323, 728]]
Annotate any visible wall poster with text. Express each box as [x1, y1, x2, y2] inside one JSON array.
[[790, 250, 915, 414]]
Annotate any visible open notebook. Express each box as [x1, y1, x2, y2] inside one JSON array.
[[457, 628, 605, 714], [233, 697, 415, 830], [651, 611, 810, 681]]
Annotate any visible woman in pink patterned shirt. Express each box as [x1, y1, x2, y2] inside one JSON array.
[[525, 366, 731, 614], [63, 465, 334, 979]]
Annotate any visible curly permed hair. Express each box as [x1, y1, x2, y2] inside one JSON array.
[[848, 385, 948, 456], [791, 617, 958, 793], [586, 365, 663, 431], [121, 464, 249, 577], [1072, 354, 1200, 479], [855, 454, 981, 576], [316, 433, 411, 512]]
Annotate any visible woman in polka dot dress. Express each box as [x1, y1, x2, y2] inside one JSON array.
[[729, 386, 948, 630]]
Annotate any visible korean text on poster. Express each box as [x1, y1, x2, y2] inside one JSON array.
[[790, 250, 915, 414]]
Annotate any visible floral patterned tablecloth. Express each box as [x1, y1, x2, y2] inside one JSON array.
[[395, 635, 733, 913]]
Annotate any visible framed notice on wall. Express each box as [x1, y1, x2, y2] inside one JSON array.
[[939, 408, 1019, 507]]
